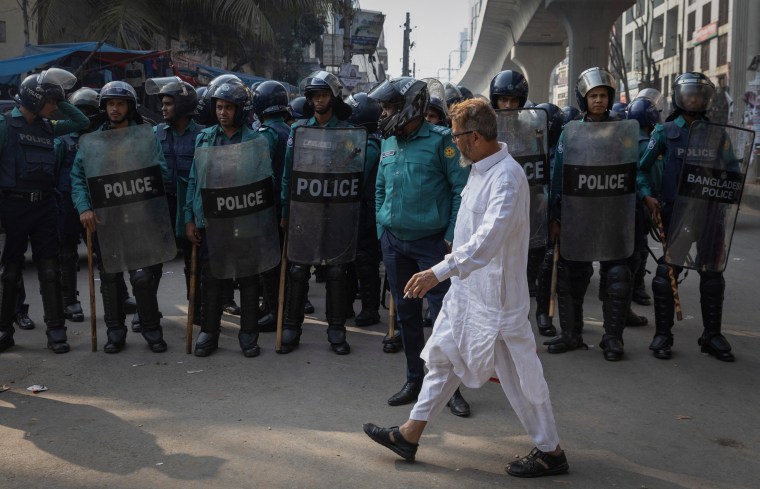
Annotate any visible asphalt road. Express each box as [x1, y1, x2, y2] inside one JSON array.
[[1, 210, 759, 489]]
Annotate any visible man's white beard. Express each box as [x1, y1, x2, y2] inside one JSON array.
[[459, 154, 474, 168]]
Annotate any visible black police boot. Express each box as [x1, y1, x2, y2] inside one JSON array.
[[60, 247, 84, 322], [534, 248, 556, 337], [38, 257, 70, 353], [257, 267, 279, 333], [599, 265, 630, 362], [382, 328, 403, 353], [131, 266, 167, 353], [355, 261, 381, 327], [544, 265, 585, 353], [527, 247, 544, 298], [625, 307, 649, 327], [101, 271, 127, 353], [698, 273, 734, 362], [326, 265, 350, 355], [279, 265, 308, 354], [195, 267, 223, 357], [0, 263, 21, 353], [649, 264, 675, 359], [131, 311, 142, 333], [632, 249, 652, 305], [238, 276, 261, 358]]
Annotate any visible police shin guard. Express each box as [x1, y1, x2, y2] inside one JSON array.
[[534, 247, 556, 337], [131, 266, 166, 353], [257, 267, 279, 332], [354, 258, 380, 327], [544, 262, 584, 353], [237, 276, 261, 358], [101, 271, 127, 353], [60, 246, 83, 322], [632, 248, 652, 305], [280, 265, 309, 354], [325, 265, 350, 355], [698, 272, 733, 362], [195, 267, 223, 357], [599, 265, 631, 362], [0, 263, 22, 353], [37, 257, 69, 354], [527, 247, 544, 297], [649, 263, 675, 359]]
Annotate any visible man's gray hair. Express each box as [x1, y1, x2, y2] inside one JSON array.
[[449, 98, 498, 140]]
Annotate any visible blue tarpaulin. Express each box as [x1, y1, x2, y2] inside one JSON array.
[[0, 42, 157, 86]]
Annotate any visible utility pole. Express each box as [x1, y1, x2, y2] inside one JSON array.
[[402, 12, 411, 76], [342, 0, 354, 64]]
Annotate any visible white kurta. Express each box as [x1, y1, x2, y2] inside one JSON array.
[[423, 142, 550, 404]]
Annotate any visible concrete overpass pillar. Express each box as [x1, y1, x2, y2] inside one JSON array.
[[546, 0, 634, 107], [509, 43, 567, 104]]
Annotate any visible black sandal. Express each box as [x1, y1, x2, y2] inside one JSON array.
[[506, 447, 569, 478], [363, 423, 418, 461]]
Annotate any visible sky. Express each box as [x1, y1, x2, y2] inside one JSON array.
[[355, 0, 472, 81]]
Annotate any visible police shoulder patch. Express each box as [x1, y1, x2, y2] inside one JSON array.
[[647, 138, 656, 150], [429, 124, 448, 135], [557, 142, 564, 154], [287, 136, 294, 147], [380, 150, 396, 159], [444, 146, 456, 159]]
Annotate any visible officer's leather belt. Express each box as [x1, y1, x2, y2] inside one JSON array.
[[2, 190, 52, 202]]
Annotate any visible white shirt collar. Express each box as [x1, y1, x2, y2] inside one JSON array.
[[472, 142, 508, 174]]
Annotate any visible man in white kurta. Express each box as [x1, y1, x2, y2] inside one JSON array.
[[364, 99, 568, 478]]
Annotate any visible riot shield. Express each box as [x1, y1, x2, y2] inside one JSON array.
[[665, 121, 754, 272], [496, 108, 550, 248], [287, 126, 367, 265], [560, 119, 639, 262], [78, 124, 176, 273], [194, 138, 280, 279]]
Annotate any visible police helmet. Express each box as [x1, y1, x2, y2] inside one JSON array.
[[289, 96, 309, 120], [345, 92, 382, 134], [145, 76, 198, 118], [535, 103, 564, 149], [672, 72, 714, 114], [444, 82, 463, 107], [15, 68, 77, 113], [457, 85, 474, 100], [561, 106, 581, 126], [421, 78, 448, 122], [611, 102, 628, 119], [489, 70, 529, 109], [575, 67, 616, 112], [196, 74, 242, 125], [211, 80, 253, 126], [427, 97, 448, 124], [627, 98, 660, 128], [253, 80, 290, 118], [300, 71, 351, 120], [68, 87, 99, 111], [368, 77, 429, 139]]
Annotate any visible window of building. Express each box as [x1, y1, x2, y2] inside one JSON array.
[[686, 47, 695, 72], [625, 31, 633, 71], [652, 15, 664, 50], [700, 40, 711, 71], [687, 11, 696, 41], [665, 6, 679, 58], [718, 0, 729, 26], [0, 21, 5, 43], [717, 34, 728, 66], [653, 0, 664, 6], [626, 7, 634, 24], [702, 3, 711, 26]]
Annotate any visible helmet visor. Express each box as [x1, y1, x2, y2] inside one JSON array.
[[145, 76, 186, 96], [37, 68, 77, 90], [577, 68, 616, 97], [301, 71, 342, 98], [674, 83, 714, 113], [422, 78, 447, 117]]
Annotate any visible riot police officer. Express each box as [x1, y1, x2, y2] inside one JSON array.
[[638, 72, 735, 362], [546, 67, 641, 361], [280, 71, 355, 355], [345, 92, 383, 327], [145, 76, 204, 329], [186, 80, 270, 358], [71, 81, 170, 353], [489, 70, 529, 111], [252, 80, 291, 331], [369, 77, 471, 413], [0, 68, 88, 354]]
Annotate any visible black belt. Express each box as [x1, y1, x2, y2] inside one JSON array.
[[2, 190, 53, 202]]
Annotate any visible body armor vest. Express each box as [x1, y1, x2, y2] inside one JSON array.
[[57, 133, 79, 193], [661, 121, 690, 203], [156, 122, 203, 192], [0, 113, 56, 190]]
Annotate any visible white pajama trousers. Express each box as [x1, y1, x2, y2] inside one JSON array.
[[409, 327, 560, 452]]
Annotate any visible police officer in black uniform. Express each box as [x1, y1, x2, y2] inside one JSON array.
[[279, 71, 354, 355], [147, 76, 204, 329], [346, 92, 383, 327], [0, 69, 88, 354], [71, 81, 169, 353], [252, 80, 291, 331]]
